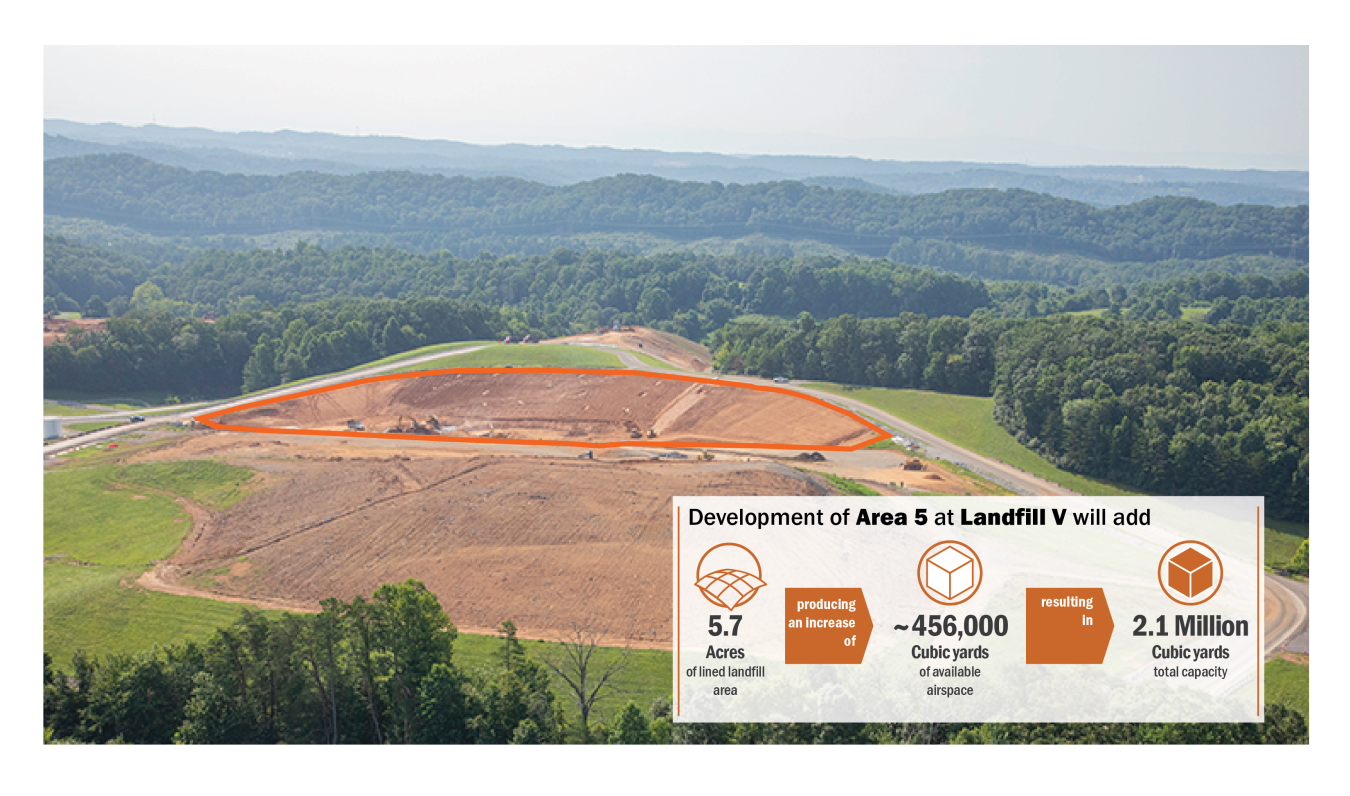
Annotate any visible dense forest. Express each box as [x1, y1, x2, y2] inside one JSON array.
[[45, 155, 1309, 262], [45, 581, 569, 744], [711, 314, 1308, 519], [41, 234, 1309, 334], [44, 579, 1306, 745], [44, 296, 505, 396]]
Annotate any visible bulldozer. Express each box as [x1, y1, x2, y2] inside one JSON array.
[[346, 419, 365, 431], [903, 458, 925, 471], [698, 451, 715, 461]]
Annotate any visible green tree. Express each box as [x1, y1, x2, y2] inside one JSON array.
[[414, 663, 474, 744], [637, 287, 672, 323], [609, 701, 652, 744], [371, 579, 457, 743], [1288, 539, 1308, 575], [83, 295, 108, 318]]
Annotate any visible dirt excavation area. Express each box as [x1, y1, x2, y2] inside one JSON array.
[[120, 427, 1002, 647], [217, 370, 878, 449], [138, 433, 834, 647]]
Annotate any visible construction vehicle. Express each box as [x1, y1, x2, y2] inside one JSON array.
[[346, 419, 365, 431], [503, 335, 516, 344], [903, 458, 925, 471], [385, 415, 437, 435], [698, 451, 715, 461], [578, 450, 594, 459], [647, 428, 657, 439], [425, 415, 441, 431]]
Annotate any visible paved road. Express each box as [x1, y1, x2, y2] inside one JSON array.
[[1265, 573, 1309, 657], [42, 345, 491, 457]]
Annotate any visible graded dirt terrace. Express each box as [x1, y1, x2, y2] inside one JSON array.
[[153, 446, 829, 647], [215, 370, 880, 449]]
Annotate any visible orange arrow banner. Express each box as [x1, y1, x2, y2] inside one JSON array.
[[1025, 588, 1114, 664], [784, 588, 873, 664]]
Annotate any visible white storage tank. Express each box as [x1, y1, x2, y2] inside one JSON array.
[[44, 417, 62, 440]]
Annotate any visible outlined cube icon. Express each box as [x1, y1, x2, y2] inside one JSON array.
[[926, 546, 974, 600], [1168, 547, 1213, 597]]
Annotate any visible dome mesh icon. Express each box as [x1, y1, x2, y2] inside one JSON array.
[[696, 568, 767, 610]]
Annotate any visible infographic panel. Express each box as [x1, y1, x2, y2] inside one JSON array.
[[673, 496, 1263, 723]]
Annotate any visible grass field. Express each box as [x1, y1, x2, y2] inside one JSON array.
[[44, 460, 264, 668], [1264, 658, 1309, 718], [632, 351, 681, 370], [43, 403, 110, 417], [1265, 519, 1309, 570], [451, 631, 671, 730], [807, 384, 1136, 497], [393, 344, 624, 372], [44, 562, 267, 670], [42, 391, 168, 410], [65, 420, 122, 434]]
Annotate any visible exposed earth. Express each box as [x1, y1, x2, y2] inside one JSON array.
[[215, 370, 880, 449], [112, 421, 992, 649], [133, 433, 836, 647]]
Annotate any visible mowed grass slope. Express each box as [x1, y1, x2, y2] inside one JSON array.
[[393, 344, 624, 372], [1264, 658, 1309, 718], [1265, 519, 1308, 571], [45, 563, 258, 670], [44, 460, 269, 669], [808, 384, 1136, 497]]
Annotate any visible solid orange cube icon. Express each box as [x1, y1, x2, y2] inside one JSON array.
[[1167, 547, 1213, 597]]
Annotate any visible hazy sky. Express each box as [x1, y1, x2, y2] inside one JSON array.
[[45, 46, 1309, 171]]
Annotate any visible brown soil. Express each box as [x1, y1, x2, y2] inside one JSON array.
[[43, 317, 107, 346], [218, 371, 876, 449], [778, 448, 1005, 496], [548, 327, 713, 372], [1276, 652, 1309, 666], [146, 444, 830, 648]]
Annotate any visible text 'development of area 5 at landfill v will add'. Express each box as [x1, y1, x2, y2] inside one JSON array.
[[672, 496, 1263, 723]]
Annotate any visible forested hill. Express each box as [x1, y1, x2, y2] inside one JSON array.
[[45, 154, 1309, 263]]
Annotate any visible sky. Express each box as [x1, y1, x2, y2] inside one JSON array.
[[43, 46, 1309, 171]]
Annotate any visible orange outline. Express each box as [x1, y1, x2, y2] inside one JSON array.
[[195, 367, 890, 451]]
